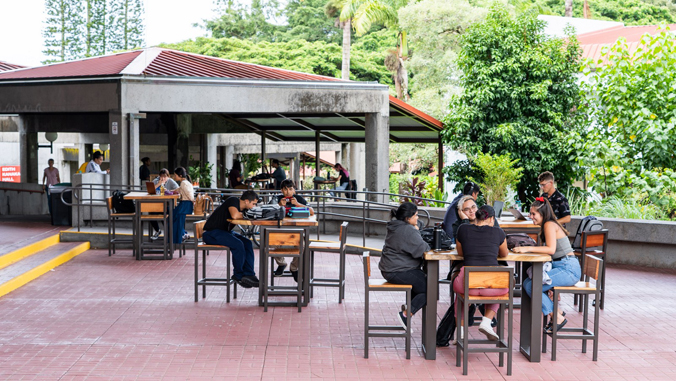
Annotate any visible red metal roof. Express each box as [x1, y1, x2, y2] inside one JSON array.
[[389, 95, 442, 130], [0, 51, 143, 80], [0, 60, 26, 72], [579, 24, 676, 62], [143, 50, 341, 81]]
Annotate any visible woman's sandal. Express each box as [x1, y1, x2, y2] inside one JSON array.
[[544, 312, 566, 332], [545, 318, 568, 333]]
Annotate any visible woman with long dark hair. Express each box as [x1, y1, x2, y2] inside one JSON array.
[[380, 202, 430, 330], [330, 163, 350, 199], [454, 205, 509, 343], [171, 167, 195, 244], [512, 197, 581, 332], [229, 160, 244, 188]]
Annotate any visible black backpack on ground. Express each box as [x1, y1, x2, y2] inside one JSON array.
[[111, 190, 135, 213], [572, 216, 604, 249]]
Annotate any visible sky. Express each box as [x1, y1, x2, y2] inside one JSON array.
[[0, 0, 219, 67]]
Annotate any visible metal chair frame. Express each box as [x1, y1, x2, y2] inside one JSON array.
[[261, 228, 305, 312], [574, 230, 608, 310], [136, 199, 172, 260], [193, 220, 237, 303], [106, 196, 135, 257], [309, 221, 349, 303]]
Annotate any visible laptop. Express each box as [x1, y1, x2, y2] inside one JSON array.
[[492, 201, 504, 218], [507, 207, 531, 221], [146, 181, 157, 195]]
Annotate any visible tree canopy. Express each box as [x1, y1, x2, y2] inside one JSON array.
[[442, 3, 583, 201]]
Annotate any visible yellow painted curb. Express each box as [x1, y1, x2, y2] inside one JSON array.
[[0, 242, 90, 298], [0, 234, 60, 271]]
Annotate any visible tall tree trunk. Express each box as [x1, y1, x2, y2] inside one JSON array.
[[565, 0, 573, 17], [60, 0, 66, 61], [341, 19, 351, 80], [583, 0, 591, 19], [397, 57, 409, 102], [86, 0, 91, 57]]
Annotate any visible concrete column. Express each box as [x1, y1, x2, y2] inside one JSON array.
[[207, 134, 218, 189], [292, 153, 300, 188], [128, 113, 140, 186], [350, 142, 365, 200], [108, 111, 127, 186], [225, 145, 234, 170], [18, 116, 38, 184], [335, 150, 342, 166], [341, 143, 350, 172], [365, 113, 389, 202]]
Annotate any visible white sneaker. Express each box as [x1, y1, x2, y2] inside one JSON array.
[[479, 321, 500, 341], [150, 230, 162, 241], [182, 232, 191, 241], [452, 327, 464, 345]]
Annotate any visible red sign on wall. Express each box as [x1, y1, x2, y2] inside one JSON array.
[[1, 166, 21, 182]]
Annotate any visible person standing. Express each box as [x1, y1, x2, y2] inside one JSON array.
[[86, 152, 109, 174], [202, 190, 260, 288], [271, 159, 286, 190], [329, 163, 350, 199], [140, 157, 151, 182], [42, 159, 60, 215], [538, 171, 571, 224]]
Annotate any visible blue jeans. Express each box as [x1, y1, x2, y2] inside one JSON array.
[[329, 182, 349, 198], [382, 268, 427, 315], [202, 229, 255, 279], [523, 256, 581, 315], [172, 201, 193, 244]]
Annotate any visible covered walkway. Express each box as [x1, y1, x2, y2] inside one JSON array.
[[0, 239, 674, 379]]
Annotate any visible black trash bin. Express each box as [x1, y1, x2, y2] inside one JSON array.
[[50, 185, 72, 226]]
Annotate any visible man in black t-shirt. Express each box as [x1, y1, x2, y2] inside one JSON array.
[[203, 190, 259, 288], [139, 157, 151, 182], [538, 171, 571, 224], [272, 180, 314, 280], [271, 159, 286, 190]]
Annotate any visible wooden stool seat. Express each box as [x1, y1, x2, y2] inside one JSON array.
[[110, 212, 135, 217], [193, 220, 237, 303], [555, 281, 595, 291], [309, 241, 341, 250], [368, 279, 412, 289], [456, 293, 510, 301], [263, 228, 305, 312]]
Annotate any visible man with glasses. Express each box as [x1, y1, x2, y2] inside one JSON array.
[[538, 171, 571, 224]]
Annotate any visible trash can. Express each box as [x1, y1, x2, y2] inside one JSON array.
[[50, 185, 72, 226]]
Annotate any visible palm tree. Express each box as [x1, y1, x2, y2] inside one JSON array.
[[565, 0, 573, 17]]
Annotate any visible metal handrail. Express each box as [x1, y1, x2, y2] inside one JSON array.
[[60, 184, 452, 244]]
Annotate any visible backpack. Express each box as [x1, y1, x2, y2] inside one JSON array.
[[111, 190, 135, 213], [420, 227, 453, 250], [243, 204, 285, 220], [572, 216, 604, 249], [506, 233, 537, 250], [193, 193, 213, 216]]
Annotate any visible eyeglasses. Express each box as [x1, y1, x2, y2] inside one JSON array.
[[538, 181, 552, 188], [462, 205, 478, 213]]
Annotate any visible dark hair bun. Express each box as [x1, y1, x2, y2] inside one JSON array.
[[476, 205, 495, 221]]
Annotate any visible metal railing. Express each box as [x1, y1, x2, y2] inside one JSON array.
[[61, 183, 452, 245]]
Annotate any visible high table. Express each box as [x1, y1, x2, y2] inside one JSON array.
[[422, 250, 551, 362], [124, 192, 179, 259], [498, 217, 540, 233], [228, 216, 318, 307]]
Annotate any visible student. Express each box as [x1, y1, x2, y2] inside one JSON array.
[[380, 202, 430, 330], [139, 157, 151, 182], [538, 171, 571, 224], [229, 160, 244, 188], [454, 205, 509, 343], [42, 159, 61, 215], [202, 190, 260, 288], [171, 167, 195, 243], [271, 159, 286, 190], [86, 151, 109, 174], [329, 163, 350, 199], [148, 169, 179, 240], [442, 182, 480, 240], [513, 197, 581, 333], [273, 179, 314, 280]]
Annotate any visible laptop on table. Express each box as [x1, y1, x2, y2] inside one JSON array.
[[146, 181, 157, 195], [507, 208, 531, 221]]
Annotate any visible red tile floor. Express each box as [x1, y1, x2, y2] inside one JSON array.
[[0, 244, 675, 380]]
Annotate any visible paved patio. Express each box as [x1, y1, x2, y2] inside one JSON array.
[[0, 233, 675, 380]]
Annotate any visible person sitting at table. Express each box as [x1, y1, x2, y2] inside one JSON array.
[[454, 205, 509, 343], [273, 179, 315, 280], [329, 163, 350, 199], [271, 159, 286, 190], [86, 151, 109, 174], [512, 197, 581, 333], [538, 171, 571, 225], [147, 168, 179, 240], [380, 202, 430, 330], [170, 167, 195, 244], [442, 182, 480, 241], [229, 160, 246, 189], [202, 190, 260, 288]]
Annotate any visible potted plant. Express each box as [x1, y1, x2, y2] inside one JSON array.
[[469, 152, 523, 208]]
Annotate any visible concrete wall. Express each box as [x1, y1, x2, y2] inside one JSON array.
[[0, 182, 47, 215]]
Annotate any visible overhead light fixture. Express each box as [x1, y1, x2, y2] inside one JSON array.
[[99, 143, 109, 152], [38, 132, 58, 154]]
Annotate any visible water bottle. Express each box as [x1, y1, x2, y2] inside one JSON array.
[[433, 222, 442, 250], [160, 184, 165, 196]]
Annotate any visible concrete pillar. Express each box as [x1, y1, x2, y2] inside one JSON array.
[[128, 113, 140, 186], [292, 153, 300, 188], [225, 145, 234, 170], [207, 134, 218, 189], [350, 142, 365, 200], [341, 143, 350, 172], [365, 113, 389, 202], [18, 116, 37, 184], [108, 111, 127, 186]]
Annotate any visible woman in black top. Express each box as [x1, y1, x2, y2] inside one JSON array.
[[454, 205, 509, 342], [229, 160, 244, 188]]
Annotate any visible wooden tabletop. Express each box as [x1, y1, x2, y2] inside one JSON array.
[[424, 249, 551, 262], [124, 192, 180, 200], [313, 179, 337, 184], [498, 217, 540, 229], [229, 216, 318, 226]]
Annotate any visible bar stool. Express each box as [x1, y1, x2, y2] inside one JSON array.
[[543, 255, 603, 361], [136, 199, 171, 260], [106, 196, 135, 257], [362, 251, 412, 359], [262, 228, 305, 312], [574, 230, 608, 310], [309, 221, 348, 303], [193, 220, 237, 303], [456, 266, 514, 376]]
